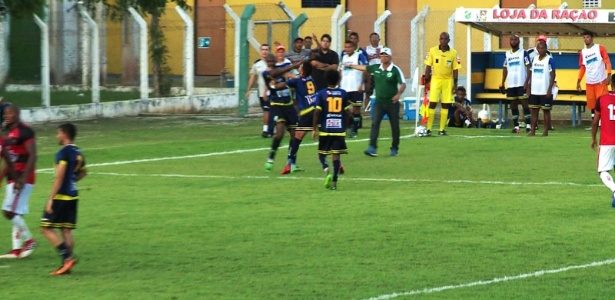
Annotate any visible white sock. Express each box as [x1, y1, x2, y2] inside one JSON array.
[[599, 172, 615, 193], [11, 215, 32, 243], [465, 119, 471, 126], [263, 125, 268, 132], [11, 225, 21, 250]]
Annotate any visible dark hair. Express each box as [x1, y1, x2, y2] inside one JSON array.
[[537, 40, 547, 48], [456, 86, 466, 93], [344, 39, 356, 46], [349, 32, 359, 38], [294, 37, 303, 43], [369, 32, 380, 38], [304, 36, 312, 40], [611, 74, 615, 84], [582, 30, 594, 37], [302, 61, 313, 76], [321, 34, 332, 43], [325, 69, 339, 86], [260, 44, 269, 49], [58, 123, 77, 141], [5, 104, 19, 115]]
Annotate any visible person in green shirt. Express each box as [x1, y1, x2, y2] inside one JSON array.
[[348, 47, 406, 156]]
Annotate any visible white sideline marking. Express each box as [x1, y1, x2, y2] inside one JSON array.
[[363, 258, 615, 300], [76, 171, 602, 188], [33, 134, 520, 173], [0, 265, 9, 269]]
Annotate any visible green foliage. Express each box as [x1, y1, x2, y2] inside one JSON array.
[[3, 0, 45, 19], [1, 117, 612, 299]]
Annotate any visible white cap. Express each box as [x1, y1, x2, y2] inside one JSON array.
[[380, 47, 392, 56]]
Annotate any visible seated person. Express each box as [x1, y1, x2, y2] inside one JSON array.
[[448, 86, 476, 128]]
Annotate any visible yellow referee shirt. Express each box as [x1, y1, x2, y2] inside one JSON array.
[[424, 46, 460, 80]]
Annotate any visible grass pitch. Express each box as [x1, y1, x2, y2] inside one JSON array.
[[0, 116, 613, 299]]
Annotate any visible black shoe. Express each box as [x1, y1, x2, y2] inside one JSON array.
[[438, 130, 447, 136], [262, 132, 272, 138], [426, 130, 432, 137]]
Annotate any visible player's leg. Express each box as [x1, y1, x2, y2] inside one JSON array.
[[510, 97, 520, 133], [1, 183, 34, 259], [427, 79, 442, 133], [265, 108, 287, 171], [587, 84, 597, 122], [350, 92, 363, 137], [329, 137, 347, 190], [365, 102, 384, 156], [541, 97, 553, 137], [284, 111, 307, 174], [519, 96, 531, 132], [320, 136, 333, 188], [42, 200, 77, 275], [260, 97, 272, 137], [331, 153, 341, 190], [388, 102, 400, 155], [438, 80, 453, 134], [596, 145, 615, 207], [528, 95, 540, 136]]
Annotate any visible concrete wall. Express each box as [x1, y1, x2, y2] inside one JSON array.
[[20, 93, 259, 124]]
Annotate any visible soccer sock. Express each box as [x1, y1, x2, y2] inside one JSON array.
[[523, 107, 531, 126], [333, 159, 341, 182], [287, 138, 303, 166], [427, 108, 436, 130], [359, 114, 363, 129], [352, 113, 361, 133], [319, 154, 328, 170], [11, 225, 20, 250], [269, 137, 282, 161], [599, 172, 615, 193], [56, 242, 72, 262], [591, 109, 595, 121], [511, 108, 520, 127], [439, 108, 449, 131], [263, 125, 268, 132], [11, 215, 32, 242]]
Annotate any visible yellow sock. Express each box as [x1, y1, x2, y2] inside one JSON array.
[[440, 108, 449, 131], [427, 108, 436, 130]]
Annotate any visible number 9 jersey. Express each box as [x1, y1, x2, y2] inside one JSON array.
[[314, 87, 352, 136]]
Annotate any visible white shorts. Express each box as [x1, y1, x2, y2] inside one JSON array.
[[2, 183, 34, 215], [597, 145, 615, 172]]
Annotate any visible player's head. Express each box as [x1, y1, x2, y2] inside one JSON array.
[[536, 40, 547, 56], [57, 122, 77, 144], [320, 34, 332, 50], [348, 32, 359, 44], [439, 32, 450, 47], [536, 34, 547, 44], [455, 86, 467, 99], [293, 37, 303, 51], [582, 30, 594, 46], [509, 35, 520, 49], [3, 104, 20, 128], [303, 36, 312, 49], [344, 39, 356, 54], [259, 44, 270, 58], [369, 32, 380, 45], [325, 69, 339, 87], [300, 60, 312, 77], [265, 53, 276, 68]]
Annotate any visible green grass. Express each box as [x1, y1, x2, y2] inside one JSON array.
[[1, 116, 613, 299], [1, 90, 142, 108]]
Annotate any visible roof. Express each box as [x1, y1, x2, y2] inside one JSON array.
[[455, 7, 615, 37]]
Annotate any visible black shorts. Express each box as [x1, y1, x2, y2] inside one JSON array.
[[296, 109, 314, 131], [318, 135, 348, 155], [41, 200, 78, 229], [348, 91, 364, 106], [528, 94, 553, 110], [259, 97, 270, 112], [271, 105, 298, 128], [506, 87, 528, 100]]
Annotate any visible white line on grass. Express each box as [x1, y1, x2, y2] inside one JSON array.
[[362, 258, 615, 300], [73, 171, 602, 188], [0, 265, 9, 269], [34, 134, 519, 173]]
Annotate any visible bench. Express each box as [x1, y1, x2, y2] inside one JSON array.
[[475, 68, 587, 127]]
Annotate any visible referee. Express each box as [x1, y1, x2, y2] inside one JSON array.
[[424, 32, 460, 136]]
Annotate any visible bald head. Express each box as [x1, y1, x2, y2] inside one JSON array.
[[4, 104, 20, 127]]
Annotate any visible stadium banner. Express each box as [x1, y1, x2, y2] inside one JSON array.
[[455, 8, 614, 24]]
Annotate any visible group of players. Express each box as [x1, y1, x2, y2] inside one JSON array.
[[247, 32, 386, 190], [0, 102, 87, 276]]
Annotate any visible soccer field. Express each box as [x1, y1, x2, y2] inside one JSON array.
[[1, 116, 614, 299]]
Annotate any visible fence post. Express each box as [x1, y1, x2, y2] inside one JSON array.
[[337, 11, 352, 54], [128, 7, 148, 101], [78, 5, 99, 104], [373, 10, 391, 38], [34, 14, 50, 108], [239, 5, 256, 117], [331, 5, 342, 53], [176, 6, 194, 98], [410, 6, 429, 79]]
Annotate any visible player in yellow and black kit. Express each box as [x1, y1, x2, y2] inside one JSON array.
[[41, 123, 87, 276]]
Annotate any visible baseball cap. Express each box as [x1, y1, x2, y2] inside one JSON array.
[[536, 34, 547, 42], [380, 47, 392, 56], [275, 45, 286, 52]]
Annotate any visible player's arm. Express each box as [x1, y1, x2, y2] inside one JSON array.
[[347, 64, 367, 71], [591, 98, 602, 149], [0, 147, 17, 182], [16, 138, 36, 190], [577, 53, 586, 91], [600, 45, 612, 85], [245, 69, 257, 100], [268, 61, 301, 78], [46, 159, 67, 214], [547, 61, 556, 99], [311, 104, 321, 140], [501, 66, 508, 89], [77, 168, 87, 182]]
